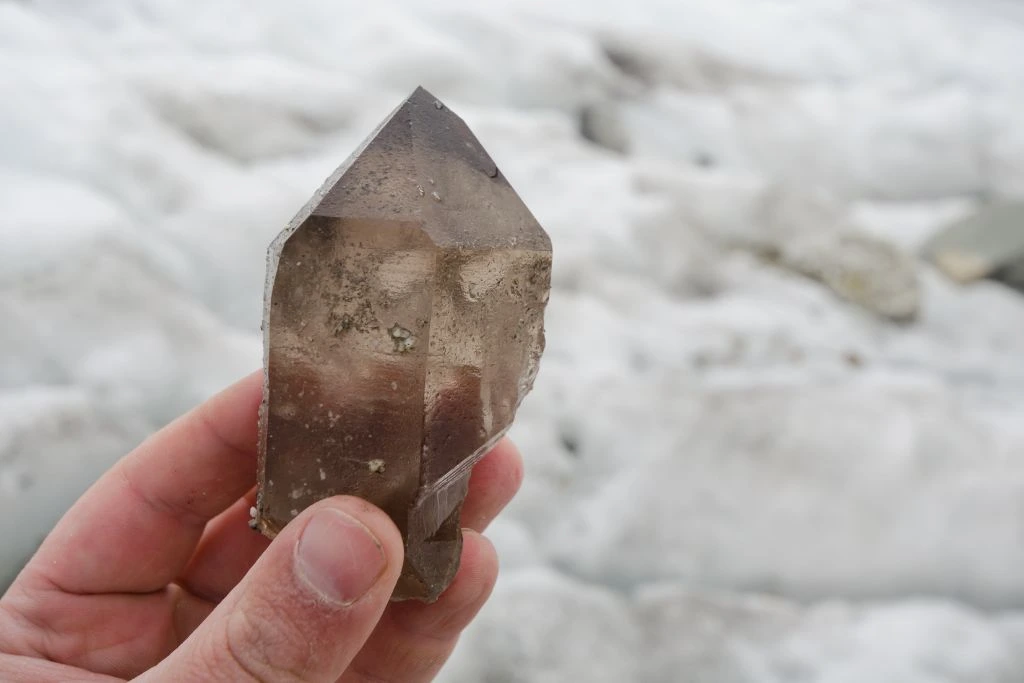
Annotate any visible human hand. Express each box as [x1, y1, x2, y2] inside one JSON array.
[[0, 371, 523, 681]]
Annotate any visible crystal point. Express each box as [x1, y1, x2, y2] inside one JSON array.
[[256, 87, 551, 602]]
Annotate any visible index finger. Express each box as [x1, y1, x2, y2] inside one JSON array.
[[20, 371, 264, 595]]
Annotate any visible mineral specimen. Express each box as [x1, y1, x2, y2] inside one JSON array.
[[255, 87, 552, 602]]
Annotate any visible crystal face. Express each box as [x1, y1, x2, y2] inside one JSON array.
[[255, 87, 552, 602]]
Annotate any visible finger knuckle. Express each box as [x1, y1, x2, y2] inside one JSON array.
[[221, 601, 315, 683]]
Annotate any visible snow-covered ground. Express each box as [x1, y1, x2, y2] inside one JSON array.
[[3, 0, 1024, 680]]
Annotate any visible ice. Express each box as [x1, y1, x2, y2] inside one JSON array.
[[4, 0, 1024, 679], [443, 576, 1024, 682], [629, 585, 1024, 682], [439, 567, 642, 683], [0, 386, 150, 588]]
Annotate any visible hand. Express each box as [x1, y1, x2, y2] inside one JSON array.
[[0, 371, 523, 681]]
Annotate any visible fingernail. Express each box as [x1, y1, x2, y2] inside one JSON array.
[[295, 508, 386, 604]]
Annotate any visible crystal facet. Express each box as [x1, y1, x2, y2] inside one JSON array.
[[255, 87, 551, 602]]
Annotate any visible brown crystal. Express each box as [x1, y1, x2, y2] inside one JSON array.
[[255, 87, 552, 602]]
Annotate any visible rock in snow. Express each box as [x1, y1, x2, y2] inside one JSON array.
[[924, 202, 1024, 291], [3, 0, 1024, 679]]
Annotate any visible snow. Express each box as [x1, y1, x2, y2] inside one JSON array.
[[4, 0, 1024, 679]]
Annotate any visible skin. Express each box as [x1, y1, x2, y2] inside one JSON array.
[[0, 371, 524, 681]]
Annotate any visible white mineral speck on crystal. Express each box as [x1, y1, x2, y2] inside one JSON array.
[[388, 324, 416, 352]]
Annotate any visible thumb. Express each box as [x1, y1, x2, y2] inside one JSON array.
[[143, 496, 403, 682]]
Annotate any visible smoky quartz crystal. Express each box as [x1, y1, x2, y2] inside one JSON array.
[[255, 87, 551, 602]]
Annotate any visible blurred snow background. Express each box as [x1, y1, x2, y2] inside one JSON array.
[[3, 0, 1024, 680]]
